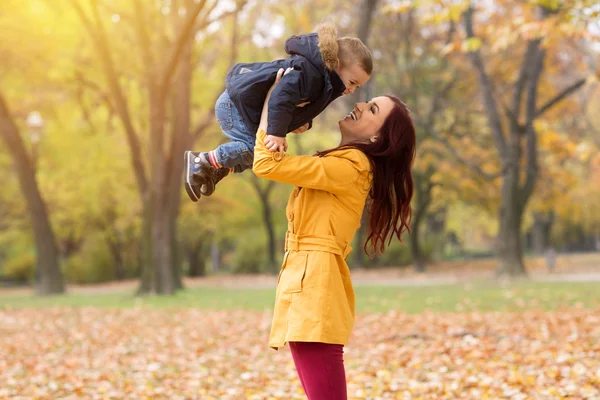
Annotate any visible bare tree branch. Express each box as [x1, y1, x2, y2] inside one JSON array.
[[133, 0, 156, 88], [501, 102, 522, 134], [511, 40, 539, 124], [190, 4, 243, 142], [96, 2, 134, 22], [251, 174, 276, 195], [463, 6, 507, 159], [68, 0, 97, 39], [445, 19, 456, 44], [74, 86, 98, 134], [584, 113, 600, 148], [158, 0, 207, 98], [70, 0, 148, 193], [357, 0, 378, 46], [521, 42, 545, 203], [424, 74, 457, 124], [196, 5, 242, 32], [227, 3, 240, 69], [72, 71, 114, 113], [195, 0, 219, 30], [430, 128, 501, 181], [192, 110, 215, 141], [405, 10, 417, 107], [534, 77, 588, 119]]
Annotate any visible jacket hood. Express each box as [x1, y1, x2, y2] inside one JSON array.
[[284, 25, 339, 75]]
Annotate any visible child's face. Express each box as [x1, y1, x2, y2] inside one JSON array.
[[337, 64, 371, 95]]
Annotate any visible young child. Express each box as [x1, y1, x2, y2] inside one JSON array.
[[184, 23, 372, 201]]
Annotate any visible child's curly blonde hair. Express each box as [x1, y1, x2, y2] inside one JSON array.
[[316, 23, 373, 75]]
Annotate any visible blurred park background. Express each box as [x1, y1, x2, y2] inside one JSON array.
[[1, 0, 600, 398], [1, 0, 599, 295]]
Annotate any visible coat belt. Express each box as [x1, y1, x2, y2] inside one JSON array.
[[285, 232, 353, 259]]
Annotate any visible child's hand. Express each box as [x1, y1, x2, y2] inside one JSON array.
[[264, 135, 288, 153], [291, 123, 310, 134]]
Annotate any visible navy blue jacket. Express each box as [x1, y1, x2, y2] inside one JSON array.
[[225, 33, 346, 138]]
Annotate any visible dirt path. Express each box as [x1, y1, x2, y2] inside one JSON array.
[[2, 253, 599, 295]]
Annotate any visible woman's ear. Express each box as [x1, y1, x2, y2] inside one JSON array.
[[370, 135, 379, 143]]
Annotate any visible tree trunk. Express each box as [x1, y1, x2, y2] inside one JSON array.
[[531, 211, 554, 255], [137, 206, 153, 293], [410, 220, 426, 273], [152, 198, 174, 293], [462, 7, 584, 278], [496, 148, 527, 277], [347, 0, 378, 111], [410, 173, 432, 273], [497, 202, 526, 277], [353, 37, 374, 261], [107, 238, 126, 280], [427, 207, 447, 259], [0, 94, 64, 294], [353, 209, 368, 268], [139, 0, 208, 295], [357, 0, 378, 45], [349, 0, 378, 268], [211, 239, 221, 273], [464, 5, 587, 277], [251, 176, 277, 274], [145, 83, 173, 293], [165, 13, 196, 291], [170, 209, 183, 290], [188, 242, 207, 277], [264, 198, 277, 273], [70, 0, 214, 295]]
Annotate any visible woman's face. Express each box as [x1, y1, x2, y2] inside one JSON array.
[[338, 96, 395, 144]]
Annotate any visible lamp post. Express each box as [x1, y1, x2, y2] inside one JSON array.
[[26, 111, 44, 286], [26, 111, 44, 172]]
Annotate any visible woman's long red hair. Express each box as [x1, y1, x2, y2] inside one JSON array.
[[317, 95, 416, 256]]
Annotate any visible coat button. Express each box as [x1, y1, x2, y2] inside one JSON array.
[[273, 152, 283, 162], [288, 212, 294, 221]]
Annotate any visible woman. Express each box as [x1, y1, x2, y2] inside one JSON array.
[[253, 68, 416, 399]]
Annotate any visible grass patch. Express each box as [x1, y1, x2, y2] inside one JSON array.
[[1, 281, 599, 313], [357, 281, 600, 313]]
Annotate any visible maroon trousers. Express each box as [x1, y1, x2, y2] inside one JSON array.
[[289, 342, 347, 400]]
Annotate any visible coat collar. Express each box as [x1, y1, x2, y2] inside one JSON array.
[[328, 70, 346, 97]]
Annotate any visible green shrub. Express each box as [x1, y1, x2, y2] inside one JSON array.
[[230, 235, 270, 274], [377, 240, 413, 267], [2, 253, 36, 282], [64, 241, 116, 284]]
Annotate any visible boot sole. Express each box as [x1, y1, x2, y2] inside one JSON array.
[[184, 151, 200, 202]]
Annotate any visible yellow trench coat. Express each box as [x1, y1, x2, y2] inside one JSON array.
[[252, 129, 371, 350]]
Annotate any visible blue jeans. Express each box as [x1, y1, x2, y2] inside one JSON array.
[[214, 90, 254, 173]]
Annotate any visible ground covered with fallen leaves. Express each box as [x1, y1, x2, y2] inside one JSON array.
[[1, 308, 599, 399]]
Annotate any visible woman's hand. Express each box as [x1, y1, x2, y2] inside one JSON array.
[[258, 68, 294, 153], [274, 67, 292, 86]]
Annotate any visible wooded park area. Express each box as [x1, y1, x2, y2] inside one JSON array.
[[1, 0, 599, 295]]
